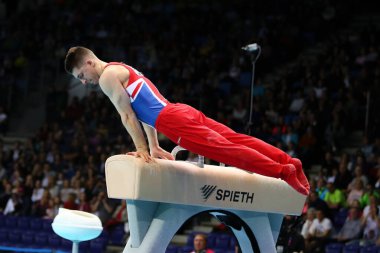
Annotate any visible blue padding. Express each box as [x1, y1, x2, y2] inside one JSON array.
[[0, 245, 53, 252]]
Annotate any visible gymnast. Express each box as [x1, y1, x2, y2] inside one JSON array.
[[64, 46, 310, 196]]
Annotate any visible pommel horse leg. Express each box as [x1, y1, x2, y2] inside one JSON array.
[[124, 199, 283, 253]]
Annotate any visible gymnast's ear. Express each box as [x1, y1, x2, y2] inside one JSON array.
[[86, 59, 94, 66]]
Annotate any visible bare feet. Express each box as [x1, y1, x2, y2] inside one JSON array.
[[290, 158, 310, 191], [281, 164, 309, 196]]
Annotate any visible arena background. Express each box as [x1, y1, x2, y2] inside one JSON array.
[[0, 1, 380, 253]]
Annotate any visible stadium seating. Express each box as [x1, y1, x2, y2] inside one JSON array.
[[325, 243, 344, 253]]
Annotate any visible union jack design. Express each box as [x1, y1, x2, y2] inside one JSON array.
[[126, 78, 144, 102]]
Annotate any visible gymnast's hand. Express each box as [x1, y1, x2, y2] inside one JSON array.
[[150, 146, 175, 160], [127, 150, 154, 163]]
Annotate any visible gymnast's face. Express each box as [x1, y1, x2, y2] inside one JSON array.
[[72, 60, 100, 85]]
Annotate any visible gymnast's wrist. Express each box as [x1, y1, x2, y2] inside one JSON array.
[[136, 146, 148, 152], [149, 145, 160, 152]]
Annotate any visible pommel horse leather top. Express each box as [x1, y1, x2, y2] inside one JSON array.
[[105, 155, 306, 216]]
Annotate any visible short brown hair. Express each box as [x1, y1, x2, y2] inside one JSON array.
[[64, 46, 95, 74]]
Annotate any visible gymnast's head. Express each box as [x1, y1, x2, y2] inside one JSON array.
[[65, 46, 102, 85]]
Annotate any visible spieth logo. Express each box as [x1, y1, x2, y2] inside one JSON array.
[[200, 185, 217, 201], [200, 185, 255, 204]]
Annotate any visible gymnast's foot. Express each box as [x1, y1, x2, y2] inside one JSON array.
[[281, 164, 309, 196], [290, 158, 310, 191]]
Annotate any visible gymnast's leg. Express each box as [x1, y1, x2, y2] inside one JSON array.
[[202, 116, 310, 190]]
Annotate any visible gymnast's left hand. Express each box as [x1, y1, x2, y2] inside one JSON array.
[[127, 150, 154, 163], [150, 146, 175, 160]]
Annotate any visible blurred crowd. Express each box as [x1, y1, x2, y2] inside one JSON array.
[[1, 1, 380, 252], [278, 145, 380, 252]]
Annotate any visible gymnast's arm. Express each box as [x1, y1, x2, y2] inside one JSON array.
[[142, 123, 174, 160], [99, 67, 153, 162]]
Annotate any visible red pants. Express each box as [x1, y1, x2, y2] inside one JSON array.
[[155, 103, 292, 178]]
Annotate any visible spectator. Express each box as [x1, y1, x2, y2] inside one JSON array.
[[31, 163, 43, 180], [374, 168, 380, 190], [10, 167, 23, 186], [47, 175, 60, 198], [324, 182, 346, 216], [363, 195, 380, 218], [32, 189, 52, 217], [350, 199, 362, 210], [91, 190, 116, 224], [45, 196, 61, 219], [56, 172, 65, 189], [190, 233, 215, 253], [277, 215, 305, 252], [3, 189, 22, 215], [63, 192, 78, 210], [308, 190, 330, 219], [333, 207, 362, 243], [361, 205, 379, 243], [327, 168, 338, 186], [78, 192, 91, 212], [281, 126, 299, 147], [360, 184, 380, 208], [348, 166, 369, 191], [304, 209, 332, 253], [316, 177, 328, 200], [0, 180, 12, 211], [301, 208, 316, 239], [104, 200, 128, 231], [334, 160, 352, 192], [21, 175, 34, 215], [72, 179, 84, 199], [309, 178, 317, 193], [31, 180, 44, 203], [60, 179, 74, 202], [41, 163, 56, 188], [285, 141, 298, 157], [347, 178, 365, 207]]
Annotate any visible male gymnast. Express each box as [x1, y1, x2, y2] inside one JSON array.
[[64, 46, 310, 195]]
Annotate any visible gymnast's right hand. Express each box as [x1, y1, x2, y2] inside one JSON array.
[[127, 150, 155, 163]]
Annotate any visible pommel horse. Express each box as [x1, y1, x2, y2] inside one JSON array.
[[105, 147, 307, 253]]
